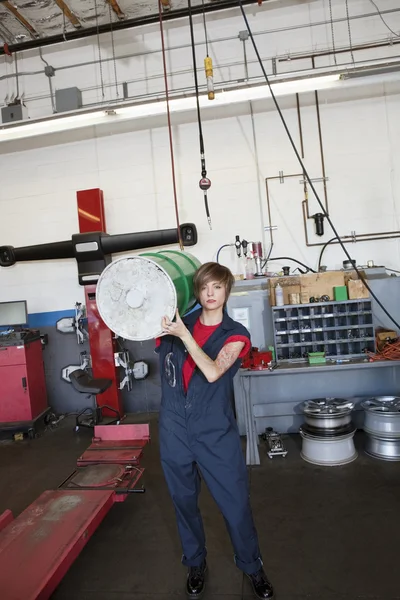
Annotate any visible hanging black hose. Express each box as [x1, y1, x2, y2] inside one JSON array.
[[216, 244, 233, 264], [268, 257, 316, 273], [237, 0, 400, 331], [187, 0, 212, 230], [318, 236, 339, 271]]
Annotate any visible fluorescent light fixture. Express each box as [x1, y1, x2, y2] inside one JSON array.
[[0, 74, 340, 143], [340, 63, 400, 79]]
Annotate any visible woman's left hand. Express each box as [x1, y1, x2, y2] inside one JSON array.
[[162, 309, 189, 339]]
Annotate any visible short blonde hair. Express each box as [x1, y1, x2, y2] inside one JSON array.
[[193, 262, 235, 304]]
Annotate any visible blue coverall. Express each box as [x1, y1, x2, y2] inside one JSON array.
[[157, 308, 263, 574]]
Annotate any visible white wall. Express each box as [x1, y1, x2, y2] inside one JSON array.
[[0, 0, 400, 314]]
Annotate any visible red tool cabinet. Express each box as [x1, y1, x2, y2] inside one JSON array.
[[0, 332, 48, 426]]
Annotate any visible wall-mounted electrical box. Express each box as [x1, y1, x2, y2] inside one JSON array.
[[55, 87, 82, 113], [1, 102, 28, 124]]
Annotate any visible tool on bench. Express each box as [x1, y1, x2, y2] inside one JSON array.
[[242, 347, 273, 370]]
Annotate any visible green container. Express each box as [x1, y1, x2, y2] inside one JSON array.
[[308, 352, 326, 365], [334, 285, 348, 301], [140, 250, 201, 316]]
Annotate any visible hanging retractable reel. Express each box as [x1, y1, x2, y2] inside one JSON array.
[[188, 0, 214, 229]]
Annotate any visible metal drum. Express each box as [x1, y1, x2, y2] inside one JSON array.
[[361, 397, 400, 439], [302, 398, 354, 430], [300, 426, 357, 466], [96, 251, 201, 341]]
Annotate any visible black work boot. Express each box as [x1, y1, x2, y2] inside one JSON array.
[[186, 559, 207, 599], [246, 567, 275, 599]]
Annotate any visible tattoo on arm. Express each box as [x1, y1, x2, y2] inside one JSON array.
[[181, 334, 245, 383], [215, 342, 245, 376]]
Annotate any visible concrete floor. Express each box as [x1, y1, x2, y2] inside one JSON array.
[[1, 415, 400, 600]]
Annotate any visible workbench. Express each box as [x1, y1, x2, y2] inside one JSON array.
[[233, 360, 400, 465]]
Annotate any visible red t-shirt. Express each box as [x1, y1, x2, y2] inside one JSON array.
[[156, 318, 250, 392]]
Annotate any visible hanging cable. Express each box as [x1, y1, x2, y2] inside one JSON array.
[[266, 241, 273, 262], [367, 0, 400, 38], [188, 0, 212, 230], [345, 0, 355, 63], [108, 3, 120, 100], [216, 244, 233, 264], [317, 235, 352, 272], [328, 0, 337, 66], [14, 51, 19, 100], [62, 10, 67, 42], [94, 0, 105, 101], [318, 236, 337, 272], [264, 257, 316, 273], [202, 0, 215, 101], [237, 0, 400, 331], [202, 0, 209, 57], [159, 0, 183, 250], [38, 47, 56, 114], [261, 242, 274, 269]]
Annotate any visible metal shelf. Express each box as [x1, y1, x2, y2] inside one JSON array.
[[272, 298, 371, 310], [276, 337, 374, 348], [274, 311, 373, 322], [276, 324, 374, 335], [272, 299, 375, 363]]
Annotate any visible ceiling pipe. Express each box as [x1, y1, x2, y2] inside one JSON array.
[[279, 39, 400, 62]]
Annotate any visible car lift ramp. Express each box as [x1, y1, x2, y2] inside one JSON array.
[[0, 423, 149, 600]]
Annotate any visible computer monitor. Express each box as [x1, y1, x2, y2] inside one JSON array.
[[0, 300, 28, 328]]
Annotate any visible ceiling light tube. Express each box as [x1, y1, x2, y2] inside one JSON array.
[[0, 74, 340, 143], [340, 63, 400, 79]]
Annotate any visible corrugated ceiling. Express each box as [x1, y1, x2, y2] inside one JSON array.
[[0, 0, 237, 49]]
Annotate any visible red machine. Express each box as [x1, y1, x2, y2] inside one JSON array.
[[0, 423, 150, 599], [0, 331, 49, 435], [76, 188, 123, 419]]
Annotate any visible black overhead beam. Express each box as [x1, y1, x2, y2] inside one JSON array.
[[0, 0, 259, 55]]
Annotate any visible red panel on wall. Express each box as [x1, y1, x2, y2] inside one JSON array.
[[76, 189, 123, 418], [76, 188, 107, 234]]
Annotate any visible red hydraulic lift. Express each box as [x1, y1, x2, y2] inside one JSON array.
[[0, 423, 150, 600]]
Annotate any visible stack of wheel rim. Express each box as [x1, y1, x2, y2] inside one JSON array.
[[299, 398, 357, 466], [361, 397, 400, 461]]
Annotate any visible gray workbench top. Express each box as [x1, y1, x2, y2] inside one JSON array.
[[239, 359, 400, 376]]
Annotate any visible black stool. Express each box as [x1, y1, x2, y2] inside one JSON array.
[[70, 369, 121, 431]]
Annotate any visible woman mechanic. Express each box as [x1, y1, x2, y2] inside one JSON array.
[[155, 262, 274, 600]]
